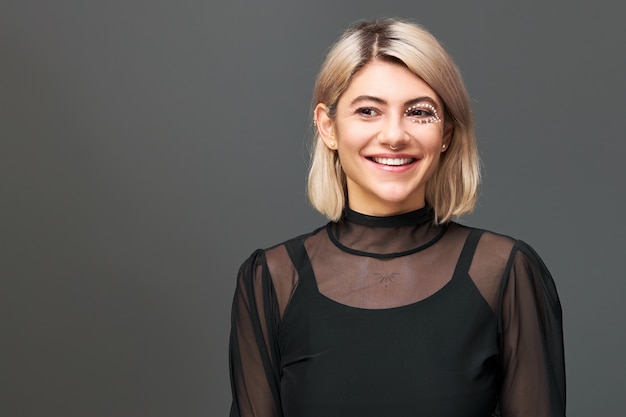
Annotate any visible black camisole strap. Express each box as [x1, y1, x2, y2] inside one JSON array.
[[284, 235, 318, 291], [453, 229, 485, 277]]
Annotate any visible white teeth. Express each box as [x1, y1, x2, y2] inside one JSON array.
[[371, 157, 414, 166]]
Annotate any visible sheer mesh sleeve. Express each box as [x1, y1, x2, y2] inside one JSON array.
[[498, 241, 566, 417], [229, 250, 283, 417]]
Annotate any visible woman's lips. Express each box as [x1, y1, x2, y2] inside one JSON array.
[[369, 156, 416, 166]]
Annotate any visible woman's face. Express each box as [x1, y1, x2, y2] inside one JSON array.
[[316, 60, 451, 216]]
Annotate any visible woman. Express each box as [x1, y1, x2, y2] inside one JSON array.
[[229, 18, 565, 417]]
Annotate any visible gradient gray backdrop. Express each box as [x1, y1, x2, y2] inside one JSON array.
[[2, 1, 624, 416]]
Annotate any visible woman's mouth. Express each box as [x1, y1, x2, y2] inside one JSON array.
[[369, 157, 416, 166]]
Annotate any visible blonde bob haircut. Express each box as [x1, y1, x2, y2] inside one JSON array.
[[307, 18, 480, 224]]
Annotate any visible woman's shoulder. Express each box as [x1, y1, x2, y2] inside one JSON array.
[[262, 224, 327, 260], [240, 224, 326, 259], [268, 224, 324, 248], [451, 222, 551, 278], [453, 223, 539, 255], [235, 225, 329, 316], [237, 224, 328, 283], [449, 223, 556, 313]]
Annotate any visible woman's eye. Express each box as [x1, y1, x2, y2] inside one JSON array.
[[356, 107, 379, 117], [404, 104, 442, 124], [407, 108, 432, 117]]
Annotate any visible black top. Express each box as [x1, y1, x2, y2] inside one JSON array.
[[229, 207, 566, 417]]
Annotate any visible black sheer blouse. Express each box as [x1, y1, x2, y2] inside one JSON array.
[[229, 207, 566, 417]]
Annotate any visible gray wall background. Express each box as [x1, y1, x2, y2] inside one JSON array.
[[2, 1, 624, 416]]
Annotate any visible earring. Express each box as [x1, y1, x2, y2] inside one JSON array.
[[442, 144, 447, 150], [329, 141, 336, 149]]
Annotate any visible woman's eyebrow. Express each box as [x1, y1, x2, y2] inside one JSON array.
[[349, 95, 386, 106], [404, 96, 439, 107], [349, 95, 439, 107]]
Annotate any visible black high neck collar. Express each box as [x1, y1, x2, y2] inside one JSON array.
[[343, 206, 434, 227]]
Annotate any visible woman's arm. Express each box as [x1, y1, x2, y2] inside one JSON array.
[[229, 250, 282, 417], [498, 241, 566, 417]]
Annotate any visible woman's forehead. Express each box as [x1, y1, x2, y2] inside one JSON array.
[[339, 61, 441, 107]]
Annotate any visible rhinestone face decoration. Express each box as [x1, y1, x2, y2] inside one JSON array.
[[404, 103, 442, 124]]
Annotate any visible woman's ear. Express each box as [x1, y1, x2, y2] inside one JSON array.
[[442, 123, 454, 152], [314, 103, 337, 150]]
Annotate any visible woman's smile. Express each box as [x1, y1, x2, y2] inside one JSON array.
[[365, 153, 420, 174], [368, 156, 416, 166]]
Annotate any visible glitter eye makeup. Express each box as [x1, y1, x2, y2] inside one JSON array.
[[404, 103, 442, 124]]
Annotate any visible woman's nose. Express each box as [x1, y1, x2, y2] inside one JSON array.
[[379, 115, 409, 150]]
